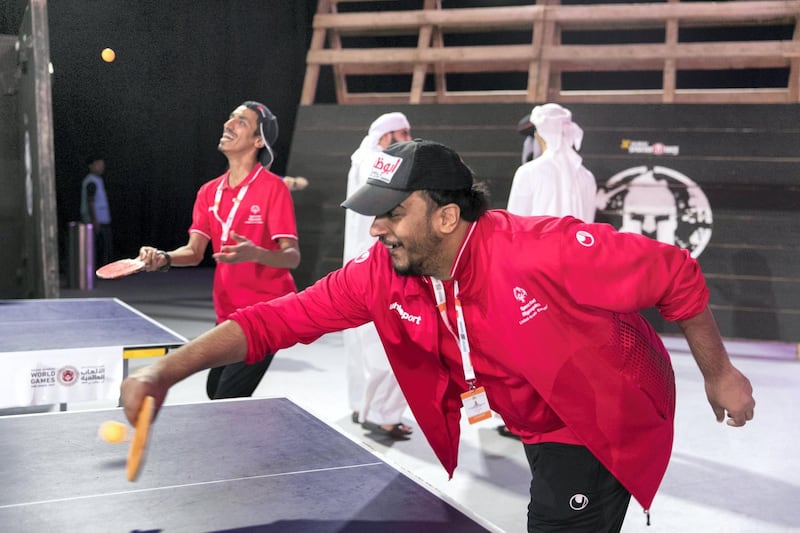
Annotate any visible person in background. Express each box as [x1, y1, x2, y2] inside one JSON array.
[[80, 155, 113, 266], [507, 103, 597, 223], [344, 112, 413, 439], [282, 175, 308, 192], [137, 100, 301, 399], [497, 103, 599, 439], [517, 112, 539, 165]]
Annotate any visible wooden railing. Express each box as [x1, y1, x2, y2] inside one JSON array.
[[301, 0, 800, 105]]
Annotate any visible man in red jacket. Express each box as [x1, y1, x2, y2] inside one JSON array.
[[122, 139, 755, 533]]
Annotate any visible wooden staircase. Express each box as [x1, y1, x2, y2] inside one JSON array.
[[301, 0, 800, 105]]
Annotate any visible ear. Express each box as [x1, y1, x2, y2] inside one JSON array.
[[534, 131, 547, 153], [434, 203, 461, 235], [254, 135, 265, 149]]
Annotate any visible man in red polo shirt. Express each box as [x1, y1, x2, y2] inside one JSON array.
[[137, 100, 300, 399]]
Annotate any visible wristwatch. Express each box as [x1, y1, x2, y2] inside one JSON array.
[[156, 250, 171, 272]]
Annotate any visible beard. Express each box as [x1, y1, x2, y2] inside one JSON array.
[[390, 226, 443, 277], [394, 260, 426, 277]]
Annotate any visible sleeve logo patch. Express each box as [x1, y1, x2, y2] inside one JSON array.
[[576, 230, 595, 247]]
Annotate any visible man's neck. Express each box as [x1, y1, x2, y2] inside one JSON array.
[[432, 221, 471, 281], [226, 155, 259, 187]]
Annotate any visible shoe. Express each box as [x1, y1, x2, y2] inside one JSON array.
[[497, 424, 520, 440], [362, 421, 413, 440], [351, 411, 359, 424]]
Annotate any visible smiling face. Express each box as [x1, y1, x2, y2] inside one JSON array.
[[369, 191, 454, 278], [218, 106, 263, 157]]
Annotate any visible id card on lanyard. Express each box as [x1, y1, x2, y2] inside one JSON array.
[[431, 277, 492, 424], [210, 167, 262, 243]]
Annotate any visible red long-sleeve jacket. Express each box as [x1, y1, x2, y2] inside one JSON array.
[[231, 211, 708, 509]]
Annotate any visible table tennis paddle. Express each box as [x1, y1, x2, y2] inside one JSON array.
[[96, 258, 146, 279], [126, 395, 155, 482]]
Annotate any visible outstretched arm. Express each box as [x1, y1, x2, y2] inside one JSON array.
[[677, 306, 755, 427], [139, 233, 209, 271], [120, 320, 247, 425]]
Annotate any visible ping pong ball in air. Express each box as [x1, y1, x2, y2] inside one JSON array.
[[98, 421, 127, 443], [101, 48, 116, 63]]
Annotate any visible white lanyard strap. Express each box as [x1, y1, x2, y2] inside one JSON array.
[[431, 278, 476, 384], [211, 167, 262, 242]]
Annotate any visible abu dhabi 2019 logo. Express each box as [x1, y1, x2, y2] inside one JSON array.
[[596, 165, 712, 258]]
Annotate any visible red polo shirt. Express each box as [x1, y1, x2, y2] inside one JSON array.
[[190, 164, 298, 320]]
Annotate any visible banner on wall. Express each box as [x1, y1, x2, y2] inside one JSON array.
[[596, 139, 713, 258], [0, 345, 123, 408]]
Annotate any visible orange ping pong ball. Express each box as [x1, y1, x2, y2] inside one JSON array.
[[98, 420, 128, 443], [101, 48, 116, 63]]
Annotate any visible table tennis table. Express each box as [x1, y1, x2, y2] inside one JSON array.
[[0, 397, 495, 532], [0, 298, 187, 409]]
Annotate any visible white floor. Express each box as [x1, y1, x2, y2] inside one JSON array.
[[33, 268, 800, 532]]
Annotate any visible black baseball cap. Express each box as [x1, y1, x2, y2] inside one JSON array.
[[341, 139, 474, 216], [242, 101, 278, 146], [517, 113, 535, 137]]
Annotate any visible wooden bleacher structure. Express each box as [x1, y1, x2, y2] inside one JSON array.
[[287, 1, 800, 346], [301, 0, 800, 105]]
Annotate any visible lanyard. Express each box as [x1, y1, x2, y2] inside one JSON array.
[[431, 277, 476, 386], [210, 167, 262, 242]]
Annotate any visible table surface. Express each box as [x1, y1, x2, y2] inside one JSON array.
[[0, 397, 492, 532], [0, 297, 187, 352]]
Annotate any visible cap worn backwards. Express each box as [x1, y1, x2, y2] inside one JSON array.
[[242, 100, 278, 167], [517, 113, 535, 137], [341, 139, 474, 216]]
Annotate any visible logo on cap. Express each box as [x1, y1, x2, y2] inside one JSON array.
[[368, 154, 403, 184]]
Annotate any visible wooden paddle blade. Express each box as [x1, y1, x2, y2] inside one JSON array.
[[96, 258, 146, 279], [126, 395, 155, 481]]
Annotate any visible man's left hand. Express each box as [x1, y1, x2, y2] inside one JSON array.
[[214, 231, 260, 263]]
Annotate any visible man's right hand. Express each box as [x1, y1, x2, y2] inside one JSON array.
[[120, 320, 251, 426], [138, 246, 165, 272], [121, 367, 168, 426]]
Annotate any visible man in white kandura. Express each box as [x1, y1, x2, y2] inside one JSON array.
[[344, 112, 413, 439], [507, 103, 597, 223]]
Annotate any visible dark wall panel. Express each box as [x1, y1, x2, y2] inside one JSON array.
[[287, 103, 800, 343], [0, 35, 24, 297], [0, 0, 58, 299], [43, 1, 318, 270]]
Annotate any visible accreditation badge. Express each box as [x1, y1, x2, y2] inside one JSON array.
[[461, 386, 492, 424]]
